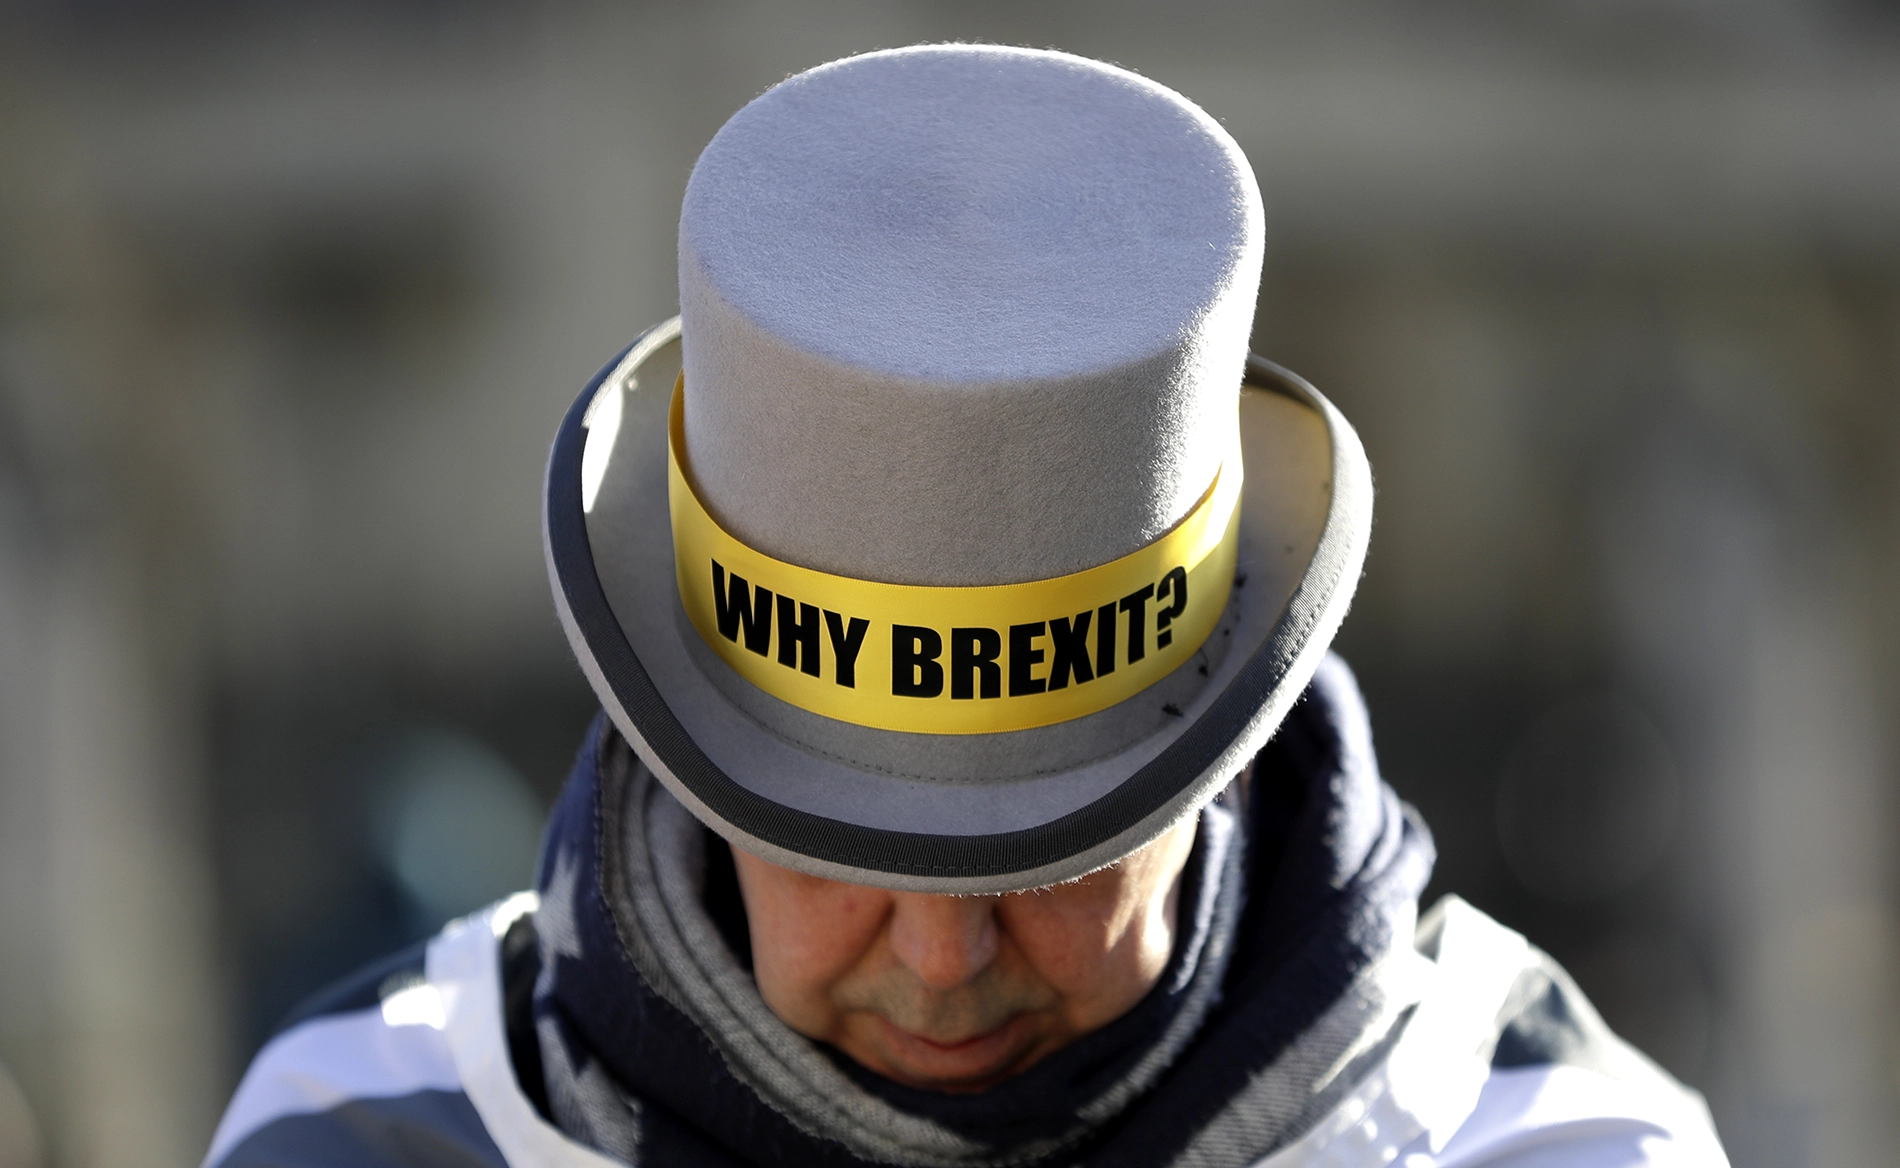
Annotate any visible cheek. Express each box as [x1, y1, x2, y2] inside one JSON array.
[[996, 891, 1130, 995], [740, 878, 888, 1036], [995, 869, 1177, 1024]]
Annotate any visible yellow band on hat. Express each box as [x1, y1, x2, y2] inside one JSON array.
[[668, 379, 1241, 734]]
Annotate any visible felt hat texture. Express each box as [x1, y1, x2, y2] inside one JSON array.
[[544, 45, 1373, 892]]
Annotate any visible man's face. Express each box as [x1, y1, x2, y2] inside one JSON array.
[[730, 818, 1198, 1093]]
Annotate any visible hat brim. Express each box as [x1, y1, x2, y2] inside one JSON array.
[[544, 319, 1372, 893]]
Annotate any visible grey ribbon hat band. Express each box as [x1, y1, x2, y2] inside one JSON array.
[[543, 319, 1373, 892]]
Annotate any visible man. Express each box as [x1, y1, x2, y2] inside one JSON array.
[[205, 45, 1729, 1167]]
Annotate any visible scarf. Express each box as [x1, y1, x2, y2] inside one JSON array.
[[530, 654, 1434, 1167]]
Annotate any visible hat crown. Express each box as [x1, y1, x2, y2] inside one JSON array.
[[679, 45, 1264, 586]]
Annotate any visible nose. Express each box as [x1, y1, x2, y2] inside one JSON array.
[[887, 893, 1001, 990]]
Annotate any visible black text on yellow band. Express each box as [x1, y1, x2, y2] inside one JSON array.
[[667, 381, 1242, 734]]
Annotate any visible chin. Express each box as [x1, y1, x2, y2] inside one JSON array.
[[876, 1059, 1021, 1094]]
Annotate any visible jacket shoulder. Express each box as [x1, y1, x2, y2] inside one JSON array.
[[270, 938, 432, 1037], [1251, 898, 1727, 1167], [206, 895, 620, 1168], [1414, 898, 1729, 1166], [204, 915, 519, 1168], [204, 956, 502, 1168]]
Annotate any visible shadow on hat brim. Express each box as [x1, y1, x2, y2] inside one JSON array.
[[544, 318, 1372, 893]]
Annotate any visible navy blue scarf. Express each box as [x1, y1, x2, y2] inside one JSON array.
[[530, 655, 1433, 1166]]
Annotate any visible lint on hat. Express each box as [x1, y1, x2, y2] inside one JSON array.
[[543, 44, 1372, 893]]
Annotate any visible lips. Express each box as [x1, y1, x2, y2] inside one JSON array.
[[908, 1026, 1008, 1054], [871, 1014, 1037, 1089]]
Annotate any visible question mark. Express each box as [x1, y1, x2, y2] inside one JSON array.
[[1154, 566, 1188, 649]]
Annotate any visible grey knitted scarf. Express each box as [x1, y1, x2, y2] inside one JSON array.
[[580, 755, 1244, 1167], [531, 658, 1443, 1166]]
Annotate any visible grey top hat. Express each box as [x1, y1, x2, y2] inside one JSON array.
[[544, 45, 1372, 893]]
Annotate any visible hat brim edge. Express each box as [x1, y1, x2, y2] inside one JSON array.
[[543, 321, 1372, 893]]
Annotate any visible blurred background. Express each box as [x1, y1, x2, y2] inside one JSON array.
[[0, 2, 1896, 1165]]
